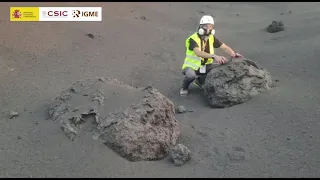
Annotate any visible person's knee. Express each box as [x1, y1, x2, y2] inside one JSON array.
[[184, 68, 196, 81]]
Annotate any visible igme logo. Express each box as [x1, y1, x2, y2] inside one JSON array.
[[72, 10, 98, 18], [72, 10, 80, 18]]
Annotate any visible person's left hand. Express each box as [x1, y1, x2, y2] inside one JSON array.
[[232, 53, 244, 58]]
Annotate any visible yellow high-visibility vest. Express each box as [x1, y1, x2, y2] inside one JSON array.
[[182, 32, 214, 70]]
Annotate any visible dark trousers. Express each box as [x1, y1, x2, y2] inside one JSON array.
[[182, 63, 217, 90]]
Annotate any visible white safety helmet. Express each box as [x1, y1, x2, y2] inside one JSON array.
[[199, 15, 214, 25], [198, 15, 215, 36]]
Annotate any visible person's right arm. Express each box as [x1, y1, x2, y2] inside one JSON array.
[[189, 38, 226, 64], [189, 38, 214, 59]]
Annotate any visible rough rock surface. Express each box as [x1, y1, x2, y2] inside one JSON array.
[[203, 58, 272, 108], [266, 21, 284, 33], [48, 78, 180, 161], [170, 144, 191, 166]]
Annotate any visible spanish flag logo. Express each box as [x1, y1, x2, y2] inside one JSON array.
[[10, 7, 39, 21]]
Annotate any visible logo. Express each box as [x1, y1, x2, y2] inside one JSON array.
[[37, 7, 101, 21], [10, 7, 39, 21], [72, 10, 81, 18], [72, 10, 99, 18], [12, 9, 22, 19], [42, 10, 68, 17]]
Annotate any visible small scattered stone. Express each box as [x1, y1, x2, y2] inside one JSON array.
[[83, 94, 88, 96], [24, 108, 27, 112], [289, 10, 292, 13], [170, 144, 191, 166], [188, 109, 194, 112], [275, 79, 280, 82], [86, 33, 95, 39], [60, 93, 72, 101], [266, 21, 284, 33], [113, 92, 118, 95], [92, 133, 100, 140], [140, 15, 146, 20], [177, 106, 187, 114], [286, 137, 291, 141], [199, 11, 205, 14], [70, 87, 79, 93], [61, 125, 77, 141], [73, 108, 79, 112], [17, 136, 22, 140], [98, 77, 105, 82], [35, 121, 39, 125], [280, 13, 284, 15], [236, 13, 240, 16], [9, 111, 19, 119]]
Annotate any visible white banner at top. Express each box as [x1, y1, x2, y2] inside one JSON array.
[[39, 7, 102, 21]]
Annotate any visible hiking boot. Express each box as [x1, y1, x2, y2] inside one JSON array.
[[180, 88, 188, 96]]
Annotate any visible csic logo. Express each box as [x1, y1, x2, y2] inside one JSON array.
[[72, 10, 98, 18], [12, 9, 22, 19], [43, 10, 68, 17]]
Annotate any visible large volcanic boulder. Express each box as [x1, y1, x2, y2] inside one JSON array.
[[48, 78, 180, 161], [203, 58, 272, 108]]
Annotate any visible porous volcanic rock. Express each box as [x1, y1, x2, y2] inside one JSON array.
[[48, 78, 180, 161], [203, 58, 272, 108]]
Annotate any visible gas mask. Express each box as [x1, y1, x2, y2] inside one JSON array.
[[198, 25, 215, 36]]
